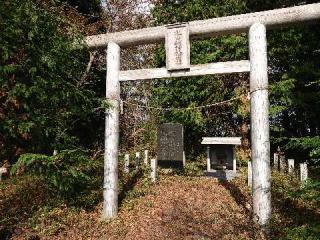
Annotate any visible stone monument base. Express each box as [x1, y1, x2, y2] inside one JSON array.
[[204, 170, 237, 181], [158, 160, 184, 169]]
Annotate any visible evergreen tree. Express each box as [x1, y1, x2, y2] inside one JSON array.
[[0, 0, 104, 163], [152, 0, 250, 156]]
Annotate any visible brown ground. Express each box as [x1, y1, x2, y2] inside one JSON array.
[[7, 169, 320, 239], [36, 175, 259, 240]]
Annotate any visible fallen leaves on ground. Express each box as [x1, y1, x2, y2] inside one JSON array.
[[13, 174, 260, 240]]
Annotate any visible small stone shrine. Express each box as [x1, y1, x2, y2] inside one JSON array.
[[157, 123, 184, 168], [201, 137, 241, 180]]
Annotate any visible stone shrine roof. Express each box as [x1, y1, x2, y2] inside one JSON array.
[[201, 137, 241, 145]]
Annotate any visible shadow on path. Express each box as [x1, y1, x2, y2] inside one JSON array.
[[118, 169, 143, 205], [220, 180, 252, 216]]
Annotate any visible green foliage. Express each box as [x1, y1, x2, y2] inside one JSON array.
[[272, 169, 320, 208], [181, 155, 206, 176], [152, 1, 249, 156], [118, 162, 153, 211], [271, 170, 320, 240], [266, 11, 320, 157], [0, 0, 104, 162], [290, 179, 320, 207], [282, 224, 320, 240], [153, 0, 320, 162], [11, 150, 99, 197], [269, 76, 296, 116], [286, 137, 320, 159]]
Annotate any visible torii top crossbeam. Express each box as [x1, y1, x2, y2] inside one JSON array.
[[86, 3, 320, 48]]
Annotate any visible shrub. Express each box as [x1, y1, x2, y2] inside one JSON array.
[[11, 150, 100, 197], [283, 224, 320, 240], [290, 179, 320, 208]]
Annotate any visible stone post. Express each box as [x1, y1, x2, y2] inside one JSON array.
[[183, 151, 186, 167], [124, 154, 130, 173], [144, 150, 149, 165], [233, 147, 237, 174], [249, 23, 271, 226], [103, 42, 120, 219], [279, 154, 286, 173], [248, 161, 252, 187], [151, 158, 157, 183], [135, 152, 141, 169], [288, 159, 294, 174], [300, 162, 308, 182], [0, 167, 8, 182], [206, 146, 211, 171]]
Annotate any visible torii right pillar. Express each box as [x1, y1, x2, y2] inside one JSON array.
[[249, 23, 271, 227]]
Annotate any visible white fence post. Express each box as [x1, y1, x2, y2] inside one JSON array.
[[279, 154, 286, 173], [135, 152, 141, 169], [144, 150, 149, 165], [0, 167, 8, 182], [300, 162, 308, 182], [249, 22, 271, 226], [248, 161, 252, 188], [124, 154, 130, 173], [206, 146, 211, 171], [53, 149, 58, 156], [151, 158, 157, 183], [288, 159, 294, 174], [233, 147, 237, 174], [103, 42, 121, 219]]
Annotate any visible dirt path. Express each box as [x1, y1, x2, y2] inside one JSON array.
[[53, 175, 258, 240], [107, 176, 257, 240]]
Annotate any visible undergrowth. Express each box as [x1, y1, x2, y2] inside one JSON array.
[[1, 154, 319, 239], [0, 151, 154, 239], [227, 166, 320, 240], [271, 170, 320, 240]]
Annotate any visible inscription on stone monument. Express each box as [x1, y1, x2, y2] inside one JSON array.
[[157, 123, 184, 167], [165, 23, 190, 71]]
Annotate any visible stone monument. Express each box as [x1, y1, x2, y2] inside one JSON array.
[[157, 123, 184, 168]]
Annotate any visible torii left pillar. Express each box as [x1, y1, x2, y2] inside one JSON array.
[[103, 42, 120, 219]]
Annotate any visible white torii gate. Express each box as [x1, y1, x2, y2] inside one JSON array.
[[85, 3, 320, 226]]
